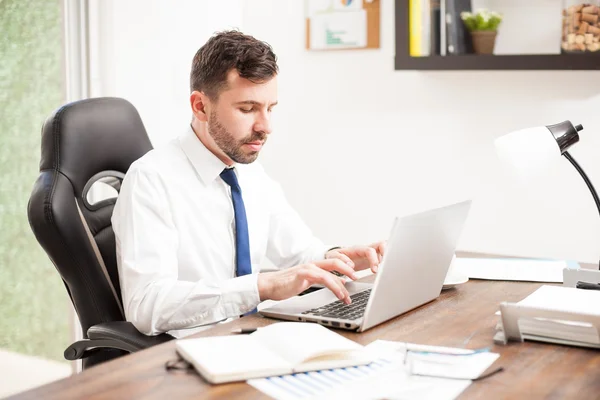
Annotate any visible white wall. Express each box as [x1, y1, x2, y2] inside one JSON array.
[[92, 0, 600, 264], [242, 0, 600, 264], [474, 0, 562, 55], [90, 0, 244, 145]]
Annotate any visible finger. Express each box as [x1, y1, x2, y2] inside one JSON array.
[[373, 241, 386, 263], [327, 250, 355, 268], [315, 259, 358, 280], [360, 247, 380, 273], [323, 274, 350, 304], [309, 266, 349, 302], [304, 266, 350, 304]]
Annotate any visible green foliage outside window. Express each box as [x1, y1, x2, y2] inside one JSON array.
[[0, 0, 69, 362]]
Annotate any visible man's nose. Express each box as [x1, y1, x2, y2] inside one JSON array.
[[254, 111, 272, 135]]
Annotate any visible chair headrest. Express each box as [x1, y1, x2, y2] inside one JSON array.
[[40, 97, 153, 206]]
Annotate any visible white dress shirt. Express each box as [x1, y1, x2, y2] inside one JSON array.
[[111, 127, 329, 337]]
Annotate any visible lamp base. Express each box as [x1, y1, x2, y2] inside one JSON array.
[[563, 267, 600, 287]]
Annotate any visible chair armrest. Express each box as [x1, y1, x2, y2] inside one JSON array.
[[87, 321, 175, 349], [64, 321, 175, 361]]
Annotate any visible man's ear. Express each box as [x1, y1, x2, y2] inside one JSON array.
[[190, 91, 209, 122]]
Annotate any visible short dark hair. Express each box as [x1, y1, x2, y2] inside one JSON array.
[[190, 30, 278, 99]]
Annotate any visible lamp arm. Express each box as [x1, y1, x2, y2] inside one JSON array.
[[563, 151, 600, 219], [563, 151, 600, 269]]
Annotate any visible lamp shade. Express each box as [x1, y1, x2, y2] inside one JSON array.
[[494, 121, 582, 181], [494, 120, 600, 268]]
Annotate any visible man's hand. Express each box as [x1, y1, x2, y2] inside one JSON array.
[[257, 259, 358, 304], [325, 241, 386, 273]]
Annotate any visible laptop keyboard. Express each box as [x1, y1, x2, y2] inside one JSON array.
[[300, 289, 372, 320]]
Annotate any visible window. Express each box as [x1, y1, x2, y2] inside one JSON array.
[[0, 0, 69, 362]]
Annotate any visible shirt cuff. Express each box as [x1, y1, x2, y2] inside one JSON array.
[[219, 273, 261, 315], [313, 245, 335, 261], [325, 246, 342, 255]]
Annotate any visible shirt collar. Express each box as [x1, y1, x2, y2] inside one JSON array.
[[179, 125, 230, 185]]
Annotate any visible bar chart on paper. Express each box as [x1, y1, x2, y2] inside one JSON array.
[[306, 0, 373, 50], [247, 359, 394, 400], [247, 340, 499, 400]]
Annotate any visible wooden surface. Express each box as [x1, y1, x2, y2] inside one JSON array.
[[12, 279, 600, 399]]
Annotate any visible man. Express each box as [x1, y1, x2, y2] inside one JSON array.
[[112, 31, 385, 337]]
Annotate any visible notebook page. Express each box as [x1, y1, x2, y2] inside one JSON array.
[[252, 322, 363, 366], [176, 335, 291, 383]]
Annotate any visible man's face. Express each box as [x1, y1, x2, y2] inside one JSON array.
[[206, 70, 278, 164]]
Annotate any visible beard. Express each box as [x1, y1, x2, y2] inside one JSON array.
[[207, 110, 267, 164]]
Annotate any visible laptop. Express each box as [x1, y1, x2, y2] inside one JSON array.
[[260, 200, 472, 332]]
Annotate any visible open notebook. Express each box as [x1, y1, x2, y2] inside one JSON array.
[[175, 322, 372, 384]]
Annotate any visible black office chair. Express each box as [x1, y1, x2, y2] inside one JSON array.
[[27, 97, 174, 369]]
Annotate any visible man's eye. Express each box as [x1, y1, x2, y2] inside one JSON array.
[[240, 108, 253, 113]]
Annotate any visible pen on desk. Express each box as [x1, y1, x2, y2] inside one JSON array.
[[231, 328, 258, 334], [576, 281, 600, 291]]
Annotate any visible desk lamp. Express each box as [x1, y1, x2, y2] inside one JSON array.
[[494, 120, 600, 268]]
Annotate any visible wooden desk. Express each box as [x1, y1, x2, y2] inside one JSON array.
[[14, 280, 600, 399]]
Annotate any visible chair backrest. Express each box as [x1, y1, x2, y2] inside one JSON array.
[[27, 97, 152, 366]]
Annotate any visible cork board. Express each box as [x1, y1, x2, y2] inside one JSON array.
[[305, 0, 380, 50]]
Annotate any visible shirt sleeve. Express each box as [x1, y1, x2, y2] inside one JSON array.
[[264, 175, 330, 269], [111, 165, 260, 336]]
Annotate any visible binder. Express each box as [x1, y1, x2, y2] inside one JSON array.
[[429, 0, 441, 55], [445, 0, 473, 55]]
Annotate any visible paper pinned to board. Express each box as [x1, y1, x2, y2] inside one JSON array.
[[453, 257, 579, 283], [309, 10, 367, 50]]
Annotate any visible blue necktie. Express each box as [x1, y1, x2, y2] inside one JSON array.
[[221, 168, 256, 316], [220, 168, 253, 278]]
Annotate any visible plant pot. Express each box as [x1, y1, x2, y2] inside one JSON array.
[[471, 31, 497, 55]]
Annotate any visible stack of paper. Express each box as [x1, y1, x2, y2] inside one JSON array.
[[495, 285, 600, 348], [453, 257, 575, 283], [248, 340, 500, 400]]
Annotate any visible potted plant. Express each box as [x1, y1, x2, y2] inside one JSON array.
[[460, 9, 503, 55]]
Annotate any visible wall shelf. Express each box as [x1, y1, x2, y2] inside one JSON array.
[[395, 54, 600, 70], [395, 0, 600, 71]]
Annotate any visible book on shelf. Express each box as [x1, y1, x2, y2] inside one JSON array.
[[408, 0, 473, 57], [429, 0, 441, 55], [445, 0, 473, 55], [440, 0, 446, 55], [409, 0, 432, 56]]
